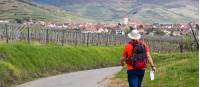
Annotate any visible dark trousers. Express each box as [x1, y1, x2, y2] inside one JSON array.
[[127, 69, 145, 87]]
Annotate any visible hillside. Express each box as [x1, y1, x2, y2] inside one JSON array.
[[33, 0, 199, 23], [0, 0, 94, 23]]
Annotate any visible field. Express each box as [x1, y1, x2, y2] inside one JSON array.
[[108, 52, 199, 87], [0, 42, 123, 87]]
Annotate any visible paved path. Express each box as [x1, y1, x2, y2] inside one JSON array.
[[17, 67, 122, 87]]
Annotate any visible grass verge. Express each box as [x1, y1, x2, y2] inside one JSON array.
[[0, 42, 123, 87], [108, 52, 199, 87]]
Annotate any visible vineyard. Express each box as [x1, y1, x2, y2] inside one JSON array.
[[0, 23, 198, 52]]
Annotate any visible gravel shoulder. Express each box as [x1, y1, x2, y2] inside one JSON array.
[[17, 67, 122, 87]]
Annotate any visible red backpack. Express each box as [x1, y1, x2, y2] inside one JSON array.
[[131, 41, 147, 70]]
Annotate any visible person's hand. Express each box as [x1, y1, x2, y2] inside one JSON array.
[[120, 58, 125, 67], [121, 62, 124, 67], [152, 66, 156, 72]]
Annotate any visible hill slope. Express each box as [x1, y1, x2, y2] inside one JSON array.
[[0, 0, 94, 23], [33, 0, 199, 23]]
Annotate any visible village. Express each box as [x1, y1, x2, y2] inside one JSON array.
[[0, 16, 197, 37]]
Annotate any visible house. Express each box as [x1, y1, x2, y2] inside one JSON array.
[[173, 31, 181, 36], [143, 24, 153, 29], [163, 30, 171, 36], [116, 29, 124, 35], [153, 23, 160, 29], [160, 24, 173, 29], [0, 20, 9, 23], [115, 23, 125, 35]]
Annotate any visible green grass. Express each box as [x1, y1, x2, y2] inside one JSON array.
[[113, 52, 199, 87], [0, 42, 123, 87]]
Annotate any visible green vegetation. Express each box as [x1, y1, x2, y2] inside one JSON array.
[[1, 0, 198, 23], [154, 29, 166, 36], [0, 0, 94, 23], [0, 42, 123, 87], [182, 36, 198, 51], [111, 52, 198, 87]]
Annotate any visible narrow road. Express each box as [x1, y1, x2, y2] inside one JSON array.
[[17, 67, 122, 87]]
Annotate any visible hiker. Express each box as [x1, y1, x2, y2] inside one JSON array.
[[120, 29, 156, 87]]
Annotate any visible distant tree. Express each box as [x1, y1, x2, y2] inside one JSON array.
[[111, 28, 117, 34], [146, 28, 153, 35], [124, 26, 130, 35], [15, 18, 23, 24], [170, 28, 176, 36], [155, 29, 165, 36]]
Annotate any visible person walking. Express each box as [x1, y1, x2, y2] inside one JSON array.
[[121, 29, 156, 87]]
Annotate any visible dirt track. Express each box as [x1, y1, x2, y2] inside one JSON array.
[[17, 67, 122, 87]]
